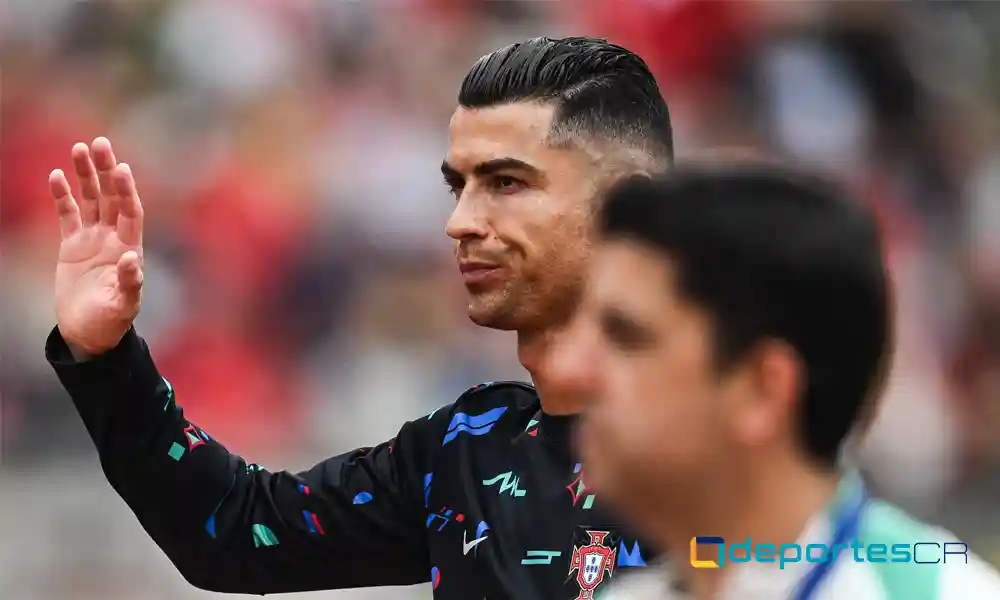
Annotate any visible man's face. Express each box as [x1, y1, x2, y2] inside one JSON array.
[[552, 240, 738, 512], [444, 102, 600, 331]]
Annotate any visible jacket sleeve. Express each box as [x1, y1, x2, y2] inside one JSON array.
[[46, 327, 437, 594]]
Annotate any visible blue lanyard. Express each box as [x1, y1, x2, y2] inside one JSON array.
[[792, 483, 869, 600]]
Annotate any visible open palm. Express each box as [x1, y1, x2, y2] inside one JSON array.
[[51, 138, 145, 357]]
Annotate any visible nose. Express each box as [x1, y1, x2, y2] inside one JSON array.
[[446, 194, 488, 241], [544, 317, 601, 403]]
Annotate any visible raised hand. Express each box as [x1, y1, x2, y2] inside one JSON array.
[[50, 137, 145, 358]]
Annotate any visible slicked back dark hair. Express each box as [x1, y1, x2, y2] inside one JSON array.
[[600, 167, 891, 467], [459, 37, 673, 170]]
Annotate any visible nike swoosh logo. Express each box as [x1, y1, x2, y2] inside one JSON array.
[[463, 531, 489, 555]]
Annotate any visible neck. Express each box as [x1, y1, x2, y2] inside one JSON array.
[[656, 454, 841, 600], [517, 328, 580, 416]]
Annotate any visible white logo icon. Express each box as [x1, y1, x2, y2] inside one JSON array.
[[463, 530, 489, 555]]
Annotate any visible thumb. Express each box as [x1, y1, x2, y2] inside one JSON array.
[[116, 251, 144, 303]]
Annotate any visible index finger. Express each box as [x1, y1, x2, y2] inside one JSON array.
[[49, 169, 83, 239]]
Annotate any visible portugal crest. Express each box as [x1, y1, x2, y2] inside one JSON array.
[[568, 530, 616, 600]]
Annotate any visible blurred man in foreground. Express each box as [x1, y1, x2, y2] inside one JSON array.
[[550, 169, 1000, 599], [44, 37, 671, 599]]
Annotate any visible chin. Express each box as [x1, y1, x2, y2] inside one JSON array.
[[467, 309, 518, 331], [578, 425, 631, 505], [466, 295, 520, 330]]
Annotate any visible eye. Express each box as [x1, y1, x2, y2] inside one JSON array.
[[600, 310, 654, 352], [444, 179, 465, 199], [489, 175, 526, 195]]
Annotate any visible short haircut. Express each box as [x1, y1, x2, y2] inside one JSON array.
[[459, 36, 673, 171], [599, 167, 891, 467]]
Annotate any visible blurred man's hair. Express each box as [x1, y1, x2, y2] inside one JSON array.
[[459, 37, 673, 172], [599, 166, 892, 467]]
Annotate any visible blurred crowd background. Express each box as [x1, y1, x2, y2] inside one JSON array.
[[3, 1, 1000, 598]]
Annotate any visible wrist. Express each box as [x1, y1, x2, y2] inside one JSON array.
[[65, 341, 96, 363], [58, 326, 127, 362]]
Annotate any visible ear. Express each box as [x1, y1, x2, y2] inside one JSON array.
[[729, 340, 802, 449], [757, 340, 802, 413]]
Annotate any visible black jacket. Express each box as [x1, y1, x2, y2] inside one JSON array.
[[46, 327, 657, 599]]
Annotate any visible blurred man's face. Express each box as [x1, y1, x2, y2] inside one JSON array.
[[556, 240, 735, 513], [444, 102, 599, 331]]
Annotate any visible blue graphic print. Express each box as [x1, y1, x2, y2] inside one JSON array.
[[426, 506, 464, 531], [618, 540, 646, 567], [476, 521, 490, 537], [442, 407, 508, 446], [303, 510, 325, 534], [205, 473, 237, 539]]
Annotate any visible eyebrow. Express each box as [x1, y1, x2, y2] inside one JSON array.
[[440, 157, 544, 180], [600, 305, 658, 344]]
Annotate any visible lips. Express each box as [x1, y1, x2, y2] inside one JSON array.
[[458, 262, 504, 285], [459, 262, 500, 273]]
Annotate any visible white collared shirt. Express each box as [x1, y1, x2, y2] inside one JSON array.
[[600, 482, 1000, 600]]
